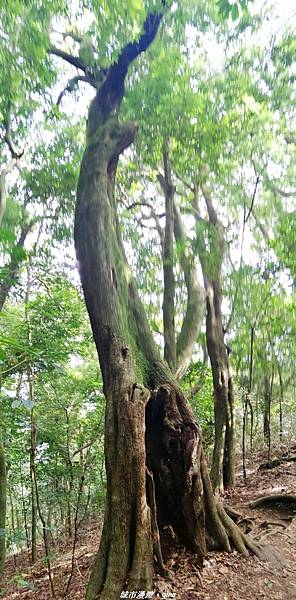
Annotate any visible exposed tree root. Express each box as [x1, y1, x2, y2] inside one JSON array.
[[259, 456, 296, 470], [224, 506, 245, 522], [249, 494, 296, 509]]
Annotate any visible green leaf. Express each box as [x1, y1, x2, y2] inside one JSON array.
[[231, 3, 240, 20]]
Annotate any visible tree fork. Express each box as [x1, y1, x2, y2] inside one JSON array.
[[73, 9, 264, 598]]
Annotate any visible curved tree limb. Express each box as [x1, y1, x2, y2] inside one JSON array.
[[96, 10, 165, 116], [49, 46, 87, 71], [56, 75, 94, 105], [174, 203, 205, 380]]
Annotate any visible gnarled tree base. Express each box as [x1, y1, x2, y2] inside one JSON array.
[[86, 384, 266, 600]]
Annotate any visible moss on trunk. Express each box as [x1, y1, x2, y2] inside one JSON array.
[[73, 16, 262, 599]]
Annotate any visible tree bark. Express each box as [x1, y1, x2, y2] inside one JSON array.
[[173, 204, 205, 380], [263, 376, 272, 457], [0, 431, 6, 577], [277, 362, 284, 440], [0, 223, 32, 311], [30, 407, 37, 564], [162, 138, 176, 373], [195, 179, 236, 493], [158, 160, 205, 380], [73, 11, 260, 600]]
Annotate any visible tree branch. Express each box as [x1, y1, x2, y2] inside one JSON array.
[[0, 221, 33, 311], [269, 183, 296, 198], [284, 134, 296, 144], [201, 181, 219, 226], [0, 159, 17, 226], [56, 75, 94, 105], [161, 137, 176, 372], [97, 8, 165, 114], [174, 203, 205, 380], [244, 173, 260, 224], [49, 46, 87, 71], [3, 103, 25, 160]]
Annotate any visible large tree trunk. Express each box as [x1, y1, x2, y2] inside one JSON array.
[[74, 95, 262, 600], [73, 11, 262, 600]]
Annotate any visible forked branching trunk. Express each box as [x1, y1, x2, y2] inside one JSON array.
[[194, 178, 236, 493], [158, 146, 205, 380], [72, 10, 263, 600]]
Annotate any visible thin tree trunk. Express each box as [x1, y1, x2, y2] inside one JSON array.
[[264, 375, 272, 459], [195, 179, 236, 492], [29, 405, 37, 564], [0, 223, 32, 311], [158, 164, 205, 380], [162, 138, 176, 372], [8, 485, 17, 566], [31, 446, 56, 597], [66, 451, 93, 593], [173, 204, 205, 379], [20, 460, 30, 550], [65, 408, 73, 538], [278, 363, 284, 440], [0, 431, 6, 577]]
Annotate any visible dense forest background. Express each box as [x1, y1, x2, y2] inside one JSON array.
[[0, 0, 295, 598]]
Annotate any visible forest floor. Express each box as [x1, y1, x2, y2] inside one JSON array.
[[2, 443, 296, 600]]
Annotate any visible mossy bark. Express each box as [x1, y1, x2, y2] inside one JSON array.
[[73, 13, 260, 600], [205, 279, 236, 493], [161, 138, 176, 373], [196, 180, 236, 493], [75, 100, 156, 599], [173, 205, 205, 380], [75, 108, 262, 598]]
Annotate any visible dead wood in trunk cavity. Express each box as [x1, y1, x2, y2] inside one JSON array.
[[194, 176, 236, 493]]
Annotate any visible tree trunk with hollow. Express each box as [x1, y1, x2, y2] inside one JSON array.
[[73, 11, 261, 600]]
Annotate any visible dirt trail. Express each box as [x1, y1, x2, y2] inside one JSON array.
[[1, 446, 296, 600]]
